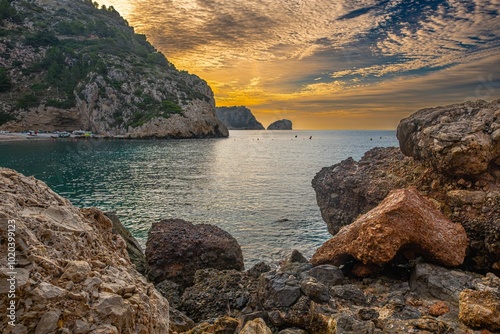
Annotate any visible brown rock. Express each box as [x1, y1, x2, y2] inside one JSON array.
[[428, 301, 450, 317], [146, 219, 244, 287], [311, 188, 468, 275], [240, 318, 272, 334], [459, 289, 500, 331], [397, 99, 500, 176], [0, 168, 169, 333]]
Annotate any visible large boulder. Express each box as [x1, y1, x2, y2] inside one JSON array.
[[267, 119, 292, 130], [311, 188, 468, 276], [216, 106, 265, 130], [146, 219, 244, 287], [397, 99, 500, 176], [0, 168, 169, 333], [312, 100, 500, 274]]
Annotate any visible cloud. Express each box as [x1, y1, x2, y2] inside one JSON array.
[[100, 0, 500, 128]]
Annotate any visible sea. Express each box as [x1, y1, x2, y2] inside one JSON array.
[[0, 130, 398, 268]]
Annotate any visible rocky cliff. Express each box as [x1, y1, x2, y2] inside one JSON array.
[[0, 168, 169, 333], [216, 106, 265, 130], [267, 119, 292, 130], [0, 0, 228, 138], [312, 99, 500, 274]]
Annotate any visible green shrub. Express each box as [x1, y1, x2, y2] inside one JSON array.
[[0, 111, 13, 125], [46, 99, 75, 109], [0, 67, 11, 92], [16, 94, 39, 109]]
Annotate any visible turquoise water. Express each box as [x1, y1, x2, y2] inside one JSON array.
[[0, 130, 398, 267]]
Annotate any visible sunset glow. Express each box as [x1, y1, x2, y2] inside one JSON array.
[[102, 0, 499, 129]]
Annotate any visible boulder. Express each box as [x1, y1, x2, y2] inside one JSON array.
[[146, 218, 244, 287], [216, 106, 265, 130], [267, 119, 292, 130], [397, 99, 500, 176], [311, 188, 468, 275], [312, 100, 500, 275], [0, 168, 169, 333]]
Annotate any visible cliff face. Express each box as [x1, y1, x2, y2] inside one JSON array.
[[267, 119, 292, 130], [0, 0, 228, 138], [312, 99, 500, 274], [215, 106, 264, 130], [0, 168, 169, 333]]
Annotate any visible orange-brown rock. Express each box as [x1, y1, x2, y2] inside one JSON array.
[[429, 301, 450, 317], [311, 188, 468, 274], [459, 290, 500, 331]]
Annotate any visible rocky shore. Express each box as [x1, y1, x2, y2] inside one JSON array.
[[1, 98, 499, 333]]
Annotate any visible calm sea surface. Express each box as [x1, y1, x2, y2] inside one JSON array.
[[0, 130, 398, 267]]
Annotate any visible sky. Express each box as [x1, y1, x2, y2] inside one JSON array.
[[101, 0, 500, 129]]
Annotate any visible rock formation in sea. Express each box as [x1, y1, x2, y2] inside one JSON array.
[[0, 168, 169, 333], [216, 106, 265, 130], [312, 99, 500, 274], [267, 119, 293, 130], [0, 0, 228, 139]]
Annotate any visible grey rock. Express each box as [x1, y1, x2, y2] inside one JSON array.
[[335, 314, 376, 334], [358, 309, 380, 321], [35, 310, 61, 334], [247, 261, 272, 278], [331, 284, 367, 306], [300, 277, 330, 303], [155, 279, 182, 308], [169, 307, 195, 333], [267, 119, 293, 130], [216, 106, 265, 130], [397, 306, 421, 320], [409, 262, 480, 302], [105, 212, 149, 276], [74, 319, 90, 334], [260, 272, 301, 308], [306, 264, 345, 286], [397, 99, 500, 176]]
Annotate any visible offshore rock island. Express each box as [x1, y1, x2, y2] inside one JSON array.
[[216, 106, 265, 130], [0, 0, 228, 139], [1, 98, 499, 333]]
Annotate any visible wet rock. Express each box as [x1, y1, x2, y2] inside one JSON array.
[[410, 262, 480, 302], [146, 218, 244, 287], [459, 289, 500, 331], [105, 212, 149, 276], [279, 250, 312, 275], [397, 99, 500, 176], [0, 168, 169, 333], [240, 318, 272, 334], [312, 188, 468, 275]]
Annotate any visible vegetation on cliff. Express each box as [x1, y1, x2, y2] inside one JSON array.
[[0, 0, 227, 137]]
